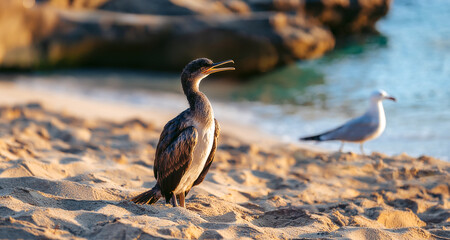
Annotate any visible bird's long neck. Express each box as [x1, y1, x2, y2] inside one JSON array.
[[367, 99, 385, 122], [183, 82, 214, 125]]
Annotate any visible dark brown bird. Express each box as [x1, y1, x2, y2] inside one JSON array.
[[131, 58, 234, 207]]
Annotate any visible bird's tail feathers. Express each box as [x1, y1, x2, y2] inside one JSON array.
[[300, 134, 323, 141], [131, 184, 162, 205]]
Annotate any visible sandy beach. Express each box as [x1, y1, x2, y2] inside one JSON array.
[[0, 83, 448, 239]]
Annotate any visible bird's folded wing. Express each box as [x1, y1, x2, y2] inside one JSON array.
[[322, 116, 378, 142], [193, 118, 220, 187], [154, 110, 190, 178], [154, 126, 198, 195]]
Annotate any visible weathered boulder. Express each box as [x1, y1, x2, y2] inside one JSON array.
[[40, 0, 251, 15], [0, 2, 333, 75], [0, 0, 390, 74], [248, 0, 391, 34], [45, 0, 390, 34]]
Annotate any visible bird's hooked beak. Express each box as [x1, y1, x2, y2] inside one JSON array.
[[202, 60, 235, 74], [384, 96, 397, 102]]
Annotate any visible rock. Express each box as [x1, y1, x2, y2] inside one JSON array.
[[246, 0, 391, 34], [47, 0, 390, 34], [45, 0, 251, 15], [0, 4, 333, 75], [0, 0, 390, 74], [45, 0, 391, 33]]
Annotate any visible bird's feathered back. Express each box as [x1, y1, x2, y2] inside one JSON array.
[[154, 110, 198, 201], [300, 113, 379, 142]]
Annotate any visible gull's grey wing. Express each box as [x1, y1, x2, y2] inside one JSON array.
[[153, 110, 198, 201], [320, 114, 379, 142], [192, 118, 220, 188]]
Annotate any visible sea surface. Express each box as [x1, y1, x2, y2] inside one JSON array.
[[2, 0, 449, 160]]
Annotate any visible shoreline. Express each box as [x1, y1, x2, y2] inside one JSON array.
[[6, 74, 449, 161]]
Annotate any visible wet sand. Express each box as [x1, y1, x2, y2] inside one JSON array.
[[0, 83, 448, 239]]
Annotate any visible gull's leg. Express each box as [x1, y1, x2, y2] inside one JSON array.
[[339, 142, 344, 152], [360, 143, 365, 155], [178, 193, 185, 208], [171, 193, 178, 207]]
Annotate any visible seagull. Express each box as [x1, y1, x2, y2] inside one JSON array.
[[300, 90, 396, 154], [131, 58, 234, 207]]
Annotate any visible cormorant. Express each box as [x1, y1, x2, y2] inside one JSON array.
[[131, 58, 234, 207]]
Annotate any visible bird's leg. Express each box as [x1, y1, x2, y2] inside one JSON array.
[[178, 193, 185, 208], [171, 193, 178, 207], [339, 142, 344, 152], [360, 143, 365, 155]]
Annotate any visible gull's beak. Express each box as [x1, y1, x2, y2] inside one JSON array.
[[385, 96, 396, 102], [203, 60, 235, 74]]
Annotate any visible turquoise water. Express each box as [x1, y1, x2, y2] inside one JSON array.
[[206, 0, 449, 160], [3, 0, 449, 160], [221, 0, 450, 159]]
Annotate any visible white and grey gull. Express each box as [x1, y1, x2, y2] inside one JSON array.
[[300, 90, 396, 154], [131, 58, 235, 207]]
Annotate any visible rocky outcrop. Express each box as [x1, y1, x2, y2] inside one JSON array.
[[45, 0, 391, 34], [247, 0, 391, 34], [41, 0, 252, 15], [0, 0, 390, 75]]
